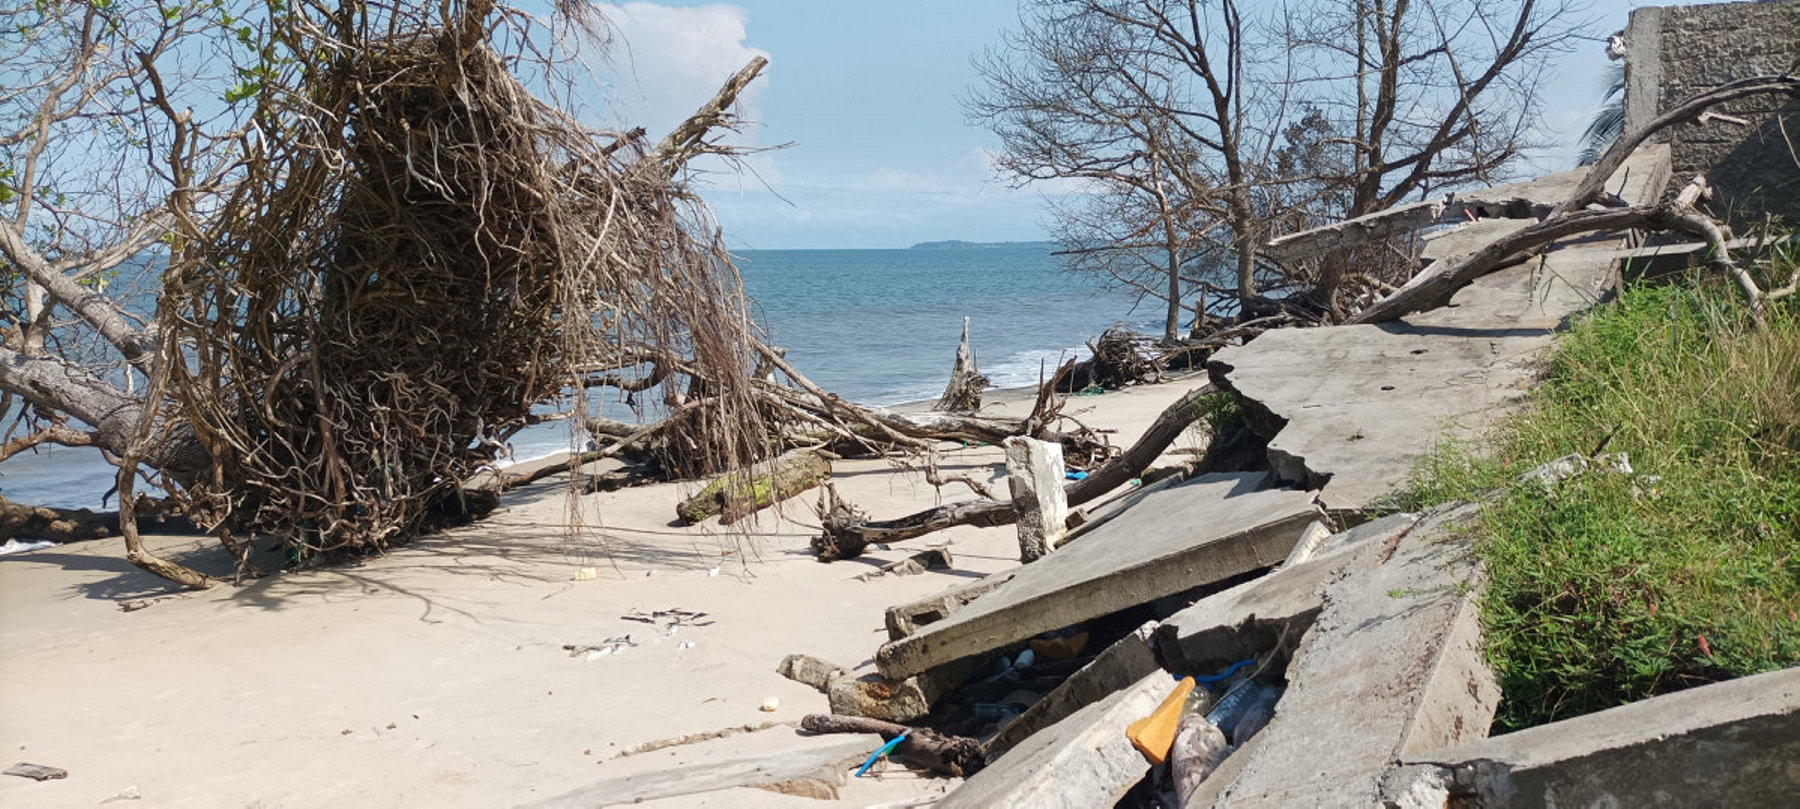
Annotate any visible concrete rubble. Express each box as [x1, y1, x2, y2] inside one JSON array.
[[1208, 145, 1670, 514], [875, 472, 1322, 680], [1389, 666, 1800, 807]]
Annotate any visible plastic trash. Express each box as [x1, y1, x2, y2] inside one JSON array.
[[0, 539, 55, 556], [1230, 684, 1283, 746], [1126, 676, 1197, 765], [1193, 657, 1254, 687], [1014, 648, 1036, 669], [855, 729, 911, 777], [1064, 470, 1089, 480], [1169, 714, 1231, 803], [760, 697, 780, 712], [1206, 679, 1285, 744]]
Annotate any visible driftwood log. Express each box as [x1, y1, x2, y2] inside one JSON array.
[[813, 385, 1216, 560], [799, 713, 984, 777], [675, 447, 831, 524]]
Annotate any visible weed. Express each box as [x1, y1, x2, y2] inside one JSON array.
[[1404, 273, 1800, 731]]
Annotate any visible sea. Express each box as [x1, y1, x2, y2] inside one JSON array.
[[0, 245, 1156, 510]]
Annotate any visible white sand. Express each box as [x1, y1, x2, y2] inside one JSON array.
[[0, 378, 1209, 808]]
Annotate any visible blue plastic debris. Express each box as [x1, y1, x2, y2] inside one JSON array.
[[856, 729, 912, 777]]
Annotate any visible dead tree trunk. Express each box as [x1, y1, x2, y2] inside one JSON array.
[[1349, 177, 1760, 324], [934, 317, 988, 413], [813, 385, 1216, 560], [1351, 76, 1800, 325]]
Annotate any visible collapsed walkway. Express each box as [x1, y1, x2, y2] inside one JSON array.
[[544, 143, 1798, 807]]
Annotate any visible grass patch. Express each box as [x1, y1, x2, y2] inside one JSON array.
[[1403, 272, 1800, 731]]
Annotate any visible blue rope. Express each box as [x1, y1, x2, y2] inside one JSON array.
[[1193, 657, 1254, 686], [856, 729, 912, 777]]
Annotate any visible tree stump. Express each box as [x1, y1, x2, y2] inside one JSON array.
[[933, 317, 988, 413]]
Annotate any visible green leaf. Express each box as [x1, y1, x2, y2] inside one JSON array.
[[224, 82, 261, 105]]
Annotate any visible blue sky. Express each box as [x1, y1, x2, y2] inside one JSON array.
[[591, 1, 1660, 249]]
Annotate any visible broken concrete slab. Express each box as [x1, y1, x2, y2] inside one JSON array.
[[1443, 143, 1671, 218], [1277, 520, 1331, 568], [876, 473, 1321, 680], [1211, 238, 1626, 512], [939, 671, 1170, 809], [526, 729, 882, 807], [1418, 218, 1534, 263], [985, 621, 1162, 760], [1154, 513, 1419, 675], [1213, 148, 1675, 512], [1189, 503, 1499, 807], [884, 571, 1016, 641], [1263, 200, 1447, 265], [1387, 665, 1800, 808]]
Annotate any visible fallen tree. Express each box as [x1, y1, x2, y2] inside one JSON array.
[[81, 2, 786, 588], [1348, 75, 1800, 326], [812, 385, 1219, 560]]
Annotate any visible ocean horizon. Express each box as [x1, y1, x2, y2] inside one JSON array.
[[0, 244, 1155, 511]]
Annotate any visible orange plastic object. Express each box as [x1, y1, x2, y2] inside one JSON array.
[[1126, 676, 1197, 765]]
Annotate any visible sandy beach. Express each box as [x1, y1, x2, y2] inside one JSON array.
[[0, 378, 1209, 808]]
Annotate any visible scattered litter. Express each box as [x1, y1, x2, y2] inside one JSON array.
[[1206, 678, 1284, 747], [0, 539, 55, 556], [677, 641, 694, 650], [1127, 676, 1197, 765], [1064, 470, 1089, 481], [572, 566, 598, 581], [760, 697, 780, 712], [1193, 657, 1254, 686], [855, 729, 911, 777], [855, 547, 954, 581], [1516, 451, 1634, 494], [3, 762, 67, 781], [707, 566, 720, 577], [620, 608, 714, 637], [1028, 630, 1089, 661], [1013, 649, 1035, 669], [564, 636, 635, 659], [99, 785, 141, 803]]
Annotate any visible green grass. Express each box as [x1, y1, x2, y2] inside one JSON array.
[[1402, 271, 1800, 731]]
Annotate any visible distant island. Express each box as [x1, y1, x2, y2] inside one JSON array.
[[908, 239, 1055, 251]]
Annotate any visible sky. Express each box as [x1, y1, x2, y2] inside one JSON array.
[[585, 0, 1664, 250]]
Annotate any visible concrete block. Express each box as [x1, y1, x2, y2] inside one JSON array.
[[875, 473, 1321, 680], [1193, 503, 1499, 806], [1005, 436, 1069, 562], [884, 571, 1015, 641], [1392, 665, 1800, 808], [1155, 513, 1418, 675], [825, 657, 976, 723], [939, 671, 1169, 809]]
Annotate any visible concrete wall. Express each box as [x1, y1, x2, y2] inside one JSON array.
[[1624, 1, 1800, 226]]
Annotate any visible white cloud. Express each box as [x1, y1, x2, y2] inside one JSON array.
[[596, 4, 770, 152]]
